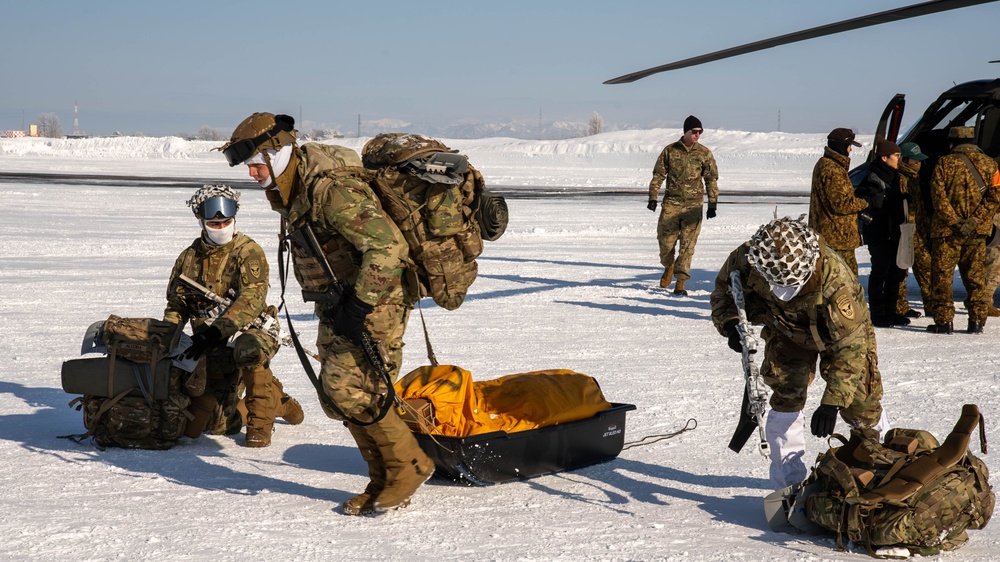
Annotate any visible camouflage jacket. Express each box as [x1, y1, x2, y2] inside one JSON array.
[[929, 143, 1000, 239], [164, 232, 270, 340], [279, 142, 409, 308], [710, 240, 876, 409], [898, 160, 924, 229], [808, 148, 869, 250], [647, 139, 719, 207]]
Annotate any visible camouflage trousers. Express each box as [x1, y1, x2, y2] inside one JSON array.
[[828, 247, 859, 278], [759, 328, 883, 429], [317, 299, 410, 423], [929, 236, 988, 324], [656, 204, 703, 281], [186, 329, 280, 436], [985, 245, 1000, 304], [896, 229, 932, 314]]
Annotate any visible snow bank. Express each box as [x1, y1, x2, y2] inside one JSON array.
[[0, 129, 876, 191]]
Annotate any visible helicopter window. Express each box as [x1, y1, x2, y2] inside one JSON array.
[[929, 99, 978, 132], [977, 107, 1000, 159]]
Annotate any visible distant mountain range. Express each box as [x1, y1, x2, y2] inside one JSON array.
[[307, 117, 677, 141]]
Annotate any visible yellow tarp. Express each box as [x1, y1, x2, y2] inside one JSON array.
[[394, 365, 613, 437]]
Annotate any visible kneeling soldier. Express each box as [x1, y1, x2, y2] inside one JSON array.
[[165, 184, 303, 447]]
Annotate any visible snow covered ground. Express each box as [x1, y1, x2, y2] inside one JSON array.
[[1, 130, 998, 561]]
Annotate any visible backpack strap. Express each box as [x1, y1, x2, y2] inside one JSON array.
[[959, 153, 988, 194]]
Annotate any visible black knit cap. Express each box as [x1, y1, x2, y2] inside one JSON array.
[[684, 115, 702, 132], [828, 127, 862, 147]]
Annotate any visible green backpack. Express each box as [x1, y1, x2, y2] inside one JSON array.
[[359, 133, 508, 310], [61, 315, 204, 450], [801, 404, 994, 557]]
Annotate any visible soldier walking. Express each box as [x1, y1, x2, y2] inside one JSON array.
[[166, 184, 304, 447], [710, 217, 888, 489], [808, 128, 871, 276], [219, 113, 434, 515], [647, 115, 719, 296], [926, 126, 1000, 334]]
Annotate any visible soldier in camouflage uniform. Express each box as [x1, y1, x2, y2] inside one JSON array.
[[808, 128, 870, 276], [926, 126, 1000, 334], [895, 142, 931, 318], [219, 113, 433, 515], [647, 115, 719, 296], [983, 238, 1000, 317], [711, 217, 887, 489], [166, 184, 304, 447]]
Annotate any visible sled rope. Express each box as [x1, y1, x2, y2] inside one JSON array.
[[622, 418, 697, 450]]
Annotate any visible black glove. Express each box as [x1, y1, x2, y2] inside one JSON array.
[[331, 288, 374, 346], [810, 404, 840, 438], [647, 200, 657, 212], [724, 320, 744, 353], [706, 202, 717, 219], [183, 325, 223, 361]]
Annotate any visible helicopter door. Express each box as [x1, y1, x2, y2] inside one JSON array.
[[875, 93, 906, 143], [869, 93, 906, 164]]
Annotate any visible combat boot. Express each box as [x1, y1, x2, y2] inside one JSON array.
[[659, 266, 673, 288], [926, 322, 953, 334], [367, 410, 435, 512], [343, 424, 385, 516], [245, 423, 272, 447], [673, 278, 688, 296], [273, 378, 304, 425], [967, 319, 985, 334], [279, 395, 304, 425]]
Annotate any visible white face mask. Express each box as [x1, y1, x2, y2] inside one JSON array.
[[202, 219, 235, 246], [771, 282, 804, 302]]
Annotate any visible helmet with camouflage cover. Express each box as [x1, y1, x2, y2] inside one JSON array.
[[187, 183, 240, 219], [187, 184, 240, 246], [747, 216, 820, 287], [361, 132, 453, 168], [218, 112, 300, 206]]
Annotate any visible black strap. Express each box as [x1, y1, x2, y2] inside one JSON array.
[[958, 153, 988, 194], [277, 221, 393, 426]]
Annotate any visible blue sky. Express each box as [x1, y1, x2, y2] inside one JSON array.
[[2, 0, 998, 137]]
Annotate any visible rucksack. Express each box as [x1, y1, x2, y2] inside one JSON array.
[[61, 315, 204, 450], [359, 133, 508, 310], [798, 404, 994, 557]]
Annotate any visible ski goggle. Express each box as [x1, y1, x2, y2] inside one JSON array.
[[221, 118, 295, 167], [197, 196, 238, 220]]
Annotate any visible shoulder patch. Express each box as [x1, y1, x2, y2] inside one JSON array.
[[248, 259, 262, 279], [835, 292, 855, 321]]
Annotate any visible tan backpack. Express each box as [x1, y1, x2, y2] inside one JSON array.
[[801, 404, 994, 557], [359, 133, 508, 310]]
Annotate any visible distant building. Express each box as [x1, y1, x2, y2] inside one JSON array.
[[5, 125, 43, 138]]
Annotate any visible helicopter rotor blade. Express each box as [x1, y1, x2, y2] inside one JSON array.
[[604, 0, 999, 84]]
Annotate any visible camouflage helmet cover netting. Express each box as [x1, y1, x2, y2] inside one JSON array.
[[747, 216, 819, 287], [187, 184, 241, 216]]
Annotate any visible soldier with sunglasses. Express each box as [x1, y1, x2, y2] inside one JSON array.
[[647, 115, 719, 295]]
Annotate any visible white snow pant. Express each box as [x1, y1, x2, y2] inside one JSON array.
[[765, 410, 806, 490], [871, 408, 891, 438], [765, 407, 892, 490]]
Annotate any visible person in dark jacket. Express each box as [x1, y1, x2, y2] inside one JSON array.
[[856, 138, 910, 327]]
